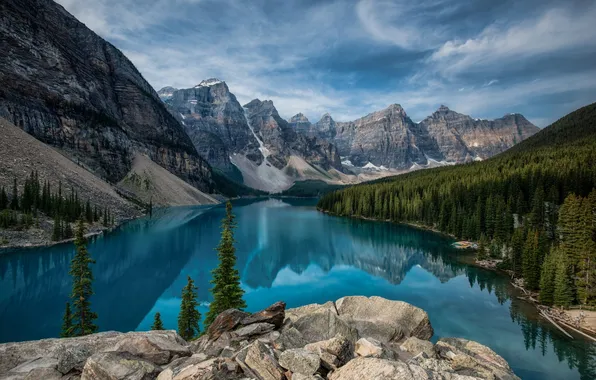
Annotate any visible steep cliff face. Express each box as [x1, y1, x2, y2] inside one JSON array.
[[162, 79, 262, 178], [297, 105, 539, 170], [244, 99, 343, 172], [0, 0, 213, 192], [419, 106, 540, 161]]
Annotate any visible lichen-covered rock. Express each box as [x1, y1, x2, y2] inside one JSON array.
[[235, 341, 285, 380], [278, 348, 321, 375], [81, 351, 160, 380], [328, 357, 430, 380], [0, 330, 188, 377], [0, 298, 519, 380], [400, 337, 435, 358], [291, 308, 358, 345], [335, 296, 433, 342], [434, 338, 520, 380], [304, 335, 354, 370]]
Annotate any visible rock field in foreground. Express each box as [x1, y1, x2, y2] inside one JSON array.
[[0, 296, 519, 380]]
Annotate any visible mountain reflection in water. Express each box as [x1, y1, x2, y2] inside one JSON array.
[[0, 198, 594, 380]]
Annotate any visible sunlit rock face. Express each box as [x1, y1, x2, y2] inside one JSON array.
[[419, 106, 540, 162], [291, 105, 539, 170]]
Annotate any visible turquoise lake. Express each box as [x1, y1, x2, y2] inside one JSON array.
[[0, 198, 594, 379]]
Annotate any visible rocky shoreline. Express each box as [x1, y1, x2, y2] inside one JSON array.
[[0, 296, 519, 380]]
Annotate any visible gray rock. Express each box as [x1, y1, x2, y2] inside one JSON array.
[[292, 308, 358, 345], [400, 337, 435, 358], [278, 348, 320, 375], [434, 338, 520, 380], [23, 367, 64, 380], [335, 296, 433, 342], [354, 337, 394, 360], [328, 357, 431, 380], [277, 327, 308, 350], [235, 341, 285, 380], [304, 335, 354, 370], [0, 330, 189, 375], [234, 323, 276, 338], [81, 351, 160, 380]]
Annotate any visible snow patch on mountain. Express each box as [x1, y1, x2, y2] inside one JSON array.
[[195, 78, 223, 87]]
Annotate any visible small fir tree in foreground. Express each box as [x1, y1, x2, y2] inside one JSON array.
[[151, 312, 164, 330], [61, 302, 73, 337], [204, 202, 246, 329], [178, 276, 201, 341], [66, 219, 98, 336]]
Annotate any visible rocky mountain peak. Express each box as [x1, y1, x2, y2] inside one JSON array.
[[437, 105, 450, 112], [289, 112, 310, 123], [195, 78, 224, 87]]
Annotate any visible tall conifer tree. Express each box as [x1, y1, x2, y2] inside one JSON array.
[[66, 219, 98, 336], [204, 202, 246, 329], [178, 276, 200, 340]]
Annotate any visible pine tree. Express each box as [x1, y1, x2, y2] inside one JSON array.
[[554, 253, 575, 308], [151, 312, 164, 330], [10, 178, 18, 210], [61, 302, 73, 337], [204, 202, 246, 329], [539, 250, 557, 306], [178, 276, 201, 341], [68, 219, 98, 336], [52, 216, 62, 241], [0, 187, 8, 210], [477, 234, 488, 261]]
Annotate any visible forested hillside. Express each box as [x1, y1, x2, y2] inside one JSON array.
[[318, 102, 596, 307]]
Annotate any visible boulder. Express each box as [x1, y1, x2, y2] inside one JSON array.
[[81, 351, 160, 380], [241, 302, 286, 329], [207, 309, 249, 340], [285, 302, 337, 324], [278, 349, 320, 375], [291, 309, 358, 345], [157, 355, 244, 380], [435, 338, 520, 380], [235, 341, 285, 380], [23, 367, 63, 380], [111, 331, 191, 365], [354, 338, 394, 360], [400, 337, 435, 358], [276, 327, 308, 350], [328, 357, 430, 380], [0, 330, 189, 376], [335, 296, 433, 342], [304, 335, 353, 370], [234, 323, 276, 338]]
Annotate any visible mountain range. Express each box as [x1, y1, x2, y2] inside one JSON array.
[[159, 81, 539, 192], [0, 0, 540, 204]]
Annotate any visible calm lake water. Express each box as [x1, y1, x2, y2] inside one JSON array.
[[1, 198, 594, 379]]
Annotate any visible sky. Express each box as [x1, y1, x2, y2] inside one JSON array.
[[56, 0, 596, 126]]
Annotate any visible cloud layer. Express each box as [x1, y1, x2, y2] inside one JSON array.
[[56, 0, 596, 126]]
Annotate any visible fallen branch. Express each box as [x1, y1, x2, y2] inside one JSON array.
[[540, 311, 573, 339], [558, 319, 596, 342]]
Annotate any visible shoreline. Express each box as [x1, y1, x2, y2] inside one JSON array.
[[317, 207, 596, 341]]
